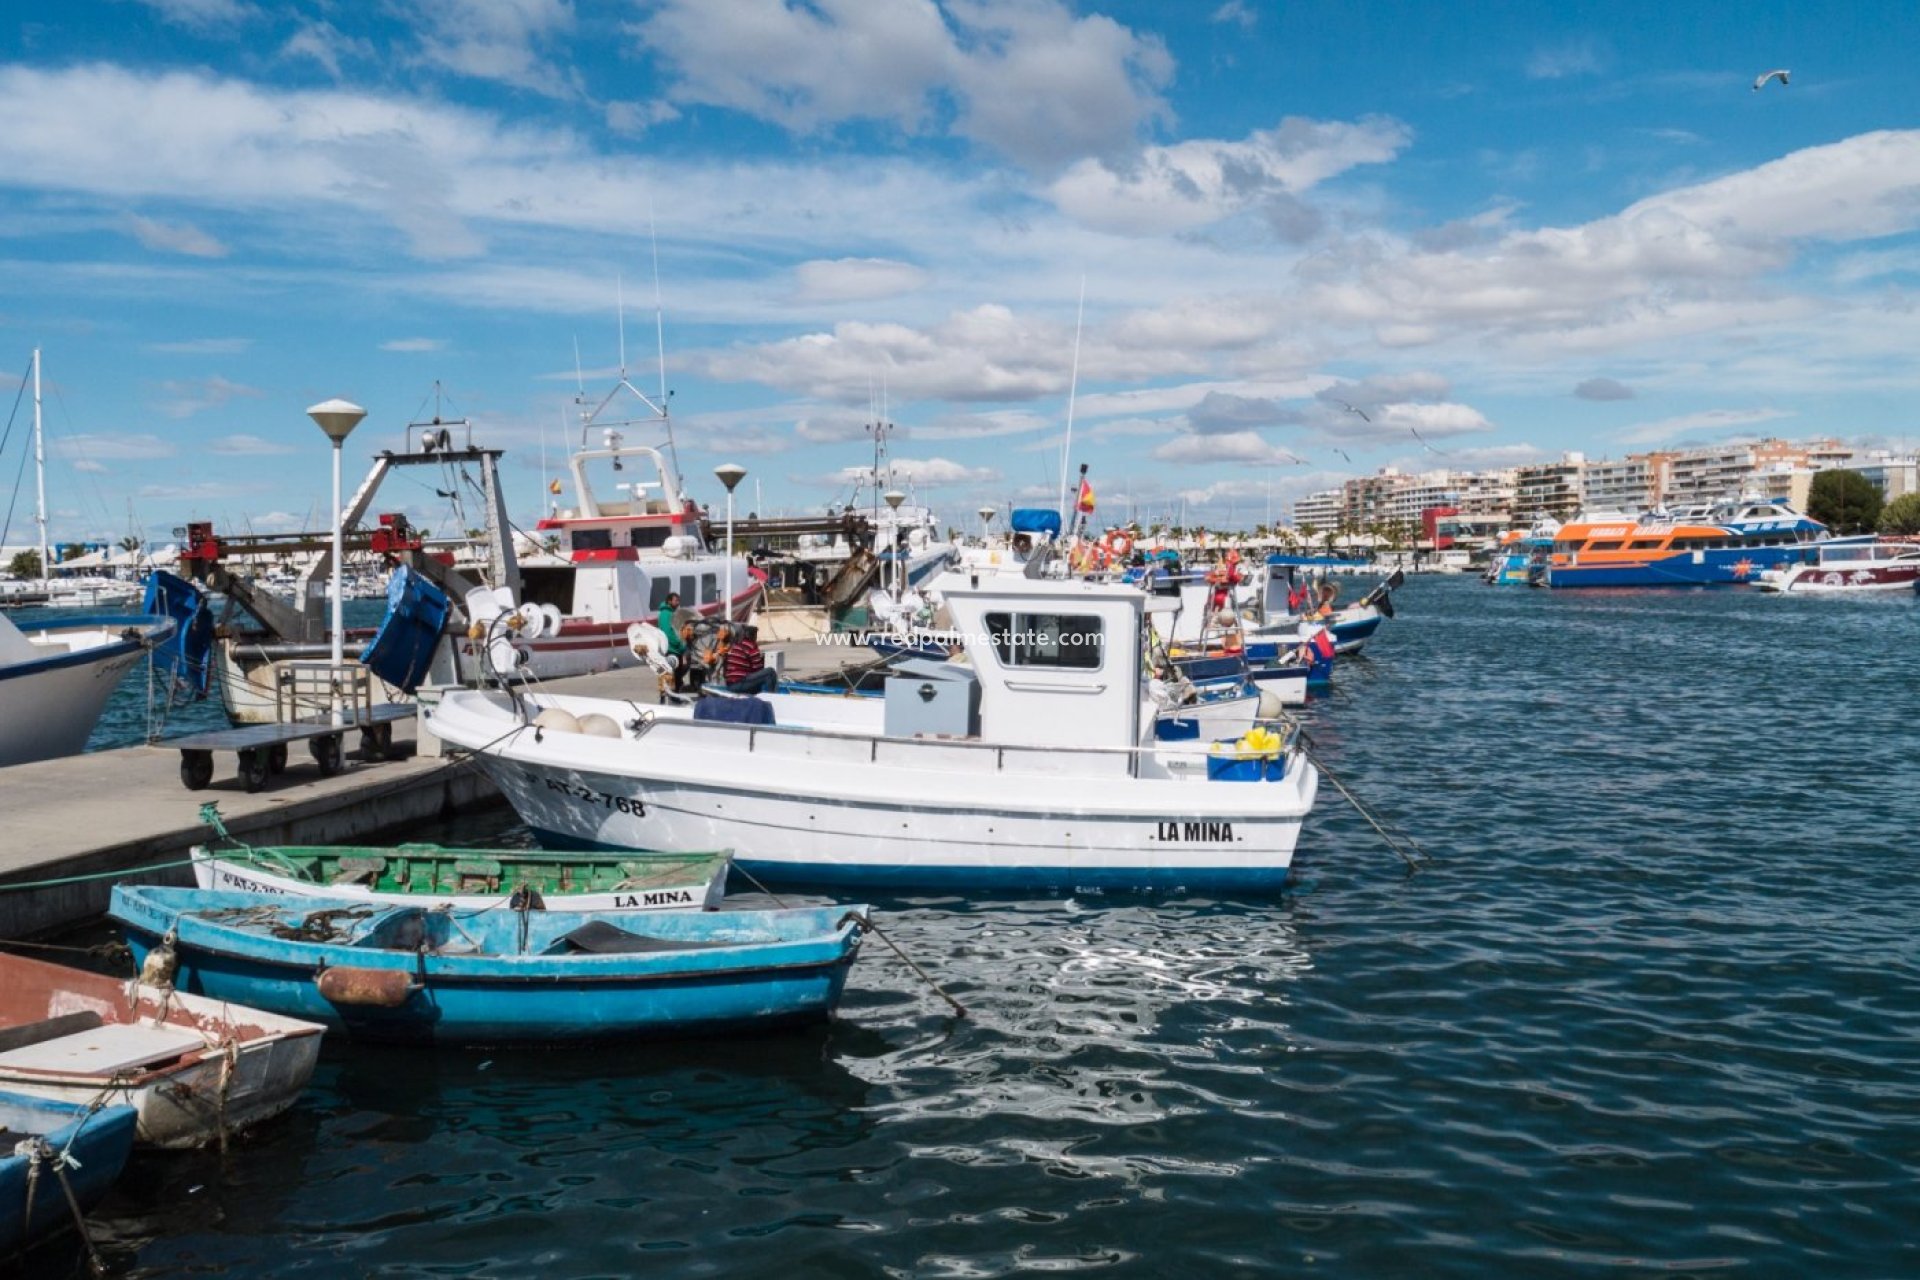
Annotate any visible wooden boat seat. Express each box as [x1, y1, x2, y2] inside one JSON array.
[[551, 921, 739, 955], [331, 856, 387, 886], [0, 1011, 104, 1055]]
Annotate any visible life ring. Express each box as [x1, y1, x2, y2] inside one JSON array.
[[1101, 530, 1135, 562]]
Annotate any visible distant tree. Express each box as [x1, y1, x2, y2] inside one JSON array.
[[1807, 469, 1883, 534], [7, 550, 40, 579], [1879, 491, 1920, 536], [118, 534, 142, 553], [58, 542, 87, 563]]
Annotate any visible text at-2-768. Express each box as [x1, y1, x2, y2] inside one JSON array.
[[543, 777, 647, 816]]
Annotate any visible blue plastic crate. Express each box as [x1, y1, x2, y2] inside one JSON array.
[[1206, 750, 1286, 781]]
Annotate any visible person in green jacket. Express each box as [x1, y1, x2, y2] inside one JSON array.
[[657, 592, 687, 659]]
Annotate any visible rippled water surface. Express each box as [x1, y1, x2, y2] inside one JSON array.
[[48, 579, 1920, 1276]]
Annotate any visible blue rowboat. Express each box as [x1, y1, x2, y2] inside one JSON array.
[[110, 885, 868, 1046], [0, 1090, 137, 1254]]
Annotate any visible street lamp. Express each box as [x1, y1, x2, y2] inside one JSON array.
[[714, 463, 747, 620], [307, 398, 366, 723], [978, 505, 996, 543]]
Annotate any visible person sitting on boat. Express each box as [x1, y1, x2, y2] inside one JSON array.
[[715, 623, 777, 695], [1311, 579, 1339, 620]]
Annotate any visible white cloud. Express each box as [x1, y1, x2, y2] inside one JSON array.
[[605, 100, 681, 135], [381, 337, 448, 353], [792, 258, 930, 304], [125, 214, 227, 258], [145, 337, 252, 355], [54, 434, 175, 461], [820, 455, 1000, 487], [281, 21, 374, 80], [207, 433, 295, 455], [71, 459, 109, 473], [132, 0, 258, 32], [408, 0, 579, 97], [1210, 1, 1256, 30], [1526, 38, 1607, 81], [1153, 430, 1302, 465], [151, 375, 263, 419], [631, 0, 1172, 169], [1049, 116, 1412, 235], [1614, 408, 1795, 447]]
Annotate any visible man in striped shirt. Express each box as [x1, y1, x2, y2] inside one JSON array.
[[716, 624, 776, 695]]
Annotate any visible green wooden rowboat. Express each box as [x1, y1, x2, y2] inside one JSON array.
[[189, 804, 729, 911]]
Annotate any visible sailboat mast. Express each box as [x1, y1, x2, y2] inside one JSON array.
[[32, 347, 49, 582]]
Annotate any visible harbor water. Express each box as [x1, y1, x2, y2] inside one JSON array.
[[40, 578, 1920, 1276]]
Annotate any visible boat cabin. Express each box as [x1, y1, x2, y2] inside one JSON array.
[[935, 570, 1148, 752]]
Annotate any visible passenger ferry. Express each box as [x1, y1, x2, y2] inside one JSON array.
[[1546, 498, 1826, 588]]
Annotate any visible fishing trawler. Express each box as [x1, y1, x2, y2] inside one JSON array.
[[1546, 498, 1825, 588]]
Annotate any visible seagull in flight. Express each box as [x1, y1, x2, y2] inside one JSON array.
[[1335, 399, 1371, 423], [1408, 426, 1448, 456], [1752, 68, 1790, 91], [1330, 446, 1353, 463]]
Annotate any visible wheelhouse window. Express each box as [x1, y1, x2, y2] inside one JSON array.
[[629, 526, 670, 549], [648, 577, 674, 610], [571, 529, 613, 551], [983, 612, 1103, 670], [1588, 540, 1624, 552], [700, 573, 719, 604]]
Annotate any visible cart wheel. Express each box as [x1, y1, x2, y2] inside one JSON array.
[[180, 750, 214, 791], [311, 734, 345, 777], [267, 743, 288, 774], [238, 748, 270, 793], [360, 723, 390, 762]]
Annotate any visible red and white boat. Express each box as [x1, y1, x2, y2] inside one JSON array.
[[507, 425, 760, 678], [1756, 534, 1920, 594]]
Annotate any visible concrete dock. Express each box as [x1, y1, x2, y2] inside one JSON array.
[[0, 720, 498, 937], [0, 640, 886, 937]]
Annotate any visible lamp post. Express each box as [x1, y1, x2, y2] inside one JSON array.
[[884, 489, 906, 597], [307, 398, 366, 723], [977, 505, 996, 544], [714, 463, 747, 621]]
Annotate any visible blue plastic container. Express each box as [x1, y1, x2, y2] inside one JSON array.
[[1206, 749, 1286, 781]]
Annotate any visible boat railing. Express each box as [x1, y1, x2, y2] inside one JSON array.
[[620, 705, 1300, 778]]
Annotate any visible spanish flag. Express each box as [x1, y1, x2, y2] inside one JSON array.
[[548, 478, 563, 495], [1076, 477, 1095, 513]]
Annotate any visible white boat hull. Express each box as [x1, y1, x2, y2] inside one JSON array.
[[0, 621, 156, 766], [429, 691, 1316, 892]]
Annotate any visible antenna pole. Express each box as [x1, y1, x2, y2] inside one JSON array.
[[32, 347, 49, 583], [1057, 277, 1085, 526], [617, 274, 627, 374]]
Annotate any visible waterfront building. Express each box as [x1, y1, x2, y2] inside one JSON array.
[[1513, 455, 1586, 522]]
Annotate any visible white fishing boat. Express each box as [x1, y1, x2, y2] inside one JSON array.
[[0, 609, 174, 766], [1755, 535, 1920, 594], [0, 953, 323, 1150], [426, 570, 1319, 893]]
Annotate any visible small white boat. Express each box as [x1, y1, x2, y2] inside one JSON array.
[[0, 610, 174, 767], [1756, 535, 1920, 594], [0, 953, 323, 1149], [427, 570, 1319, 893]]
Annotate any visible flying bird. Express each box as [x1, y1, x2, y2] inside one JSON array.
[[1408, 426, 1448, 457], [1335, 400, 1371, 423], [1752, 69, 1790, 91], [1330, 446, 1353, 463]]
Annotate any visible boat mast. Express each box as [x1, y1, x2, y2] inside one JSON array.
[[32, 347, 49, 583]]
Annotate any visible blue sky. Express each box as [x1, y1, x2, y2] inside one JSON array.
[[3, 0, 1918, 545]]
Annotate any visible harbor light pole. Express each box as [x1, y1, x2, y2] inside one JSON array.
[[307, 398, 366, 722], [978, 505, 996, 544], [714, 463, 747, 620]]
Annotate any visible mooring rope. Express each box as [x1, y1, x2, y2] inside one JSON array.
[[1290, 729, 1435, 871], [728, 862, 966, 1017]]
